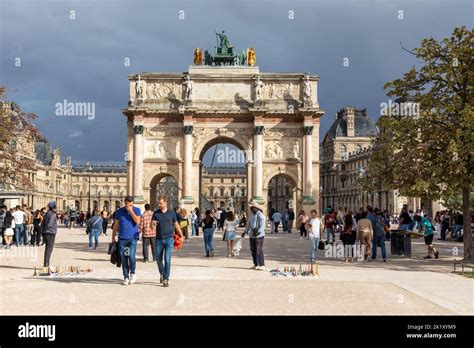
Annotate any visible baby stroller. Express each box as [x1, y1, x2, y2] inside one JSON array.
[[232, 237, 243, 256]]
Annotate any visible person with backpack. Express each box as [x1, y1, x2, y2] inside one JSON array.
[[87, 209, 103, 250], [419, 210, 439, 259], [179, 208, 190, 241], [371, 208, 387, 262], [69, 206, 77, 229]]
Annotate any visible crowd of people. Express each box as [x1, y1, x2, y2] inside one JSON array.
[[1, 197, 468, 287]]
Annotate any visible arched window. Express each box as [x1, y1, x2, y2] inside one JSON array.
[[340, 144, 347, 159]]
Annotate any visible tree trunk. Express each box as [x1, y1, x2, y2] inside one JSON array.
[[462, 186, 473, 261]]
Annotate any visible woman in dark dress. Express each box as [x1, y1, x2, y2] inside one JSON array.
[[341, 213, 356, 262], [32, 210, 43, 246]]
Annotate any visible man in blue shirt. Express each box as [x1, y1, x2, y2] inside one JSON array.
[[152, 195, 183, 287], [112, 196, 142, 285]]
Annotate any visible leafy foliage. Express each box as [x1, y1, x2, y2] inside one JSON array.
[[0, 87, 41, 191]]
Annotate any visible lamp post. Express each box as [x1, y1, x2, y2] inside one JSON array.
[[48, 183, 54, 206], [109, 191, 112, 212], [86, 162, 93, 214], [358, 165, 365, 209], [319, 184, 323, 212]]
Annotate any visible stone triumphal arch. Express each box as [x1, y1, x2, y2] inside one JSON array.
[[123, 64, 324, 214]]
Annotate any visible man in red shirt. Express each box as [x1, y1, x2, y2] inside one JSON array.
[[139, 203, 156, 263], [324, 209, 336, 244]]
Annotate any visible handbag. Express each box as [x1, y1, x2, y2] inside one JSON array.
[[179, 219, 188, 229], [318, 240, 325, 250], [251, 214, 260, 237], [107, 242, 117, 255], [222, 231, 227, 241], [86, 216, 101, 234], [109, 242, 121, 267], [174, 234, 183, 250]]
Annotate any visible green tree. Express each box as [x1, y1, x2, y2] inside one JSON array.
[[364, 26, 474, 260], [0, 87, 40, 192]]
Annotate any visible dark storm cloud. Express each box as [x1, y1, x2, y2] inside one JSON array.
[[1, 0, 471, 162]]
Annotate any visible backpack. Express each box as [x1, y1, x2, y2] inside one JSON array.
[[374, 217, 385, 236]]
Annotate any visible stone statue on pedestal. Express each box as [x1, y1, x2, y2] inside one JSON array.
[[183, 75, 193, 102], [254, 75, 264, 104], [136, 74, 146, 100], [303, 75, 312, 106]]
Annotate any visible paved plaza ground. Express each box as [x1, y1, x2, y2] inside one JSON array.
[[0, 225, 472, 315]]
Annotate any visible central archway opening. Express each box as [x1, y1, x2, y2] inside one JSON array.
[[149, 173, 179, 210], [199, 138, 248, 214], [267, 174, 297, 216]]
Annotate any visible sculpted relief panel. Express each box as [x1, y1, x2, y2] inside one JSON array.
[[145, 139, 181, 159], [144, 127, 182, 137], [264, 140, 301, 159], [263, 127, 303, 138], [131, 82, 183, 101], [132, 80, 304, 103], [146, 83, 182, 100], [263, 83, 300, 100]]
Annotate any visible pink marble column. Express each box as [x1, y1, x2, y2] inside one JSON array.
[[253, 125, 264, 202], [132, 125, 145, 203], [182, 125, 193, 201], [303, 126, 313, 200]]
